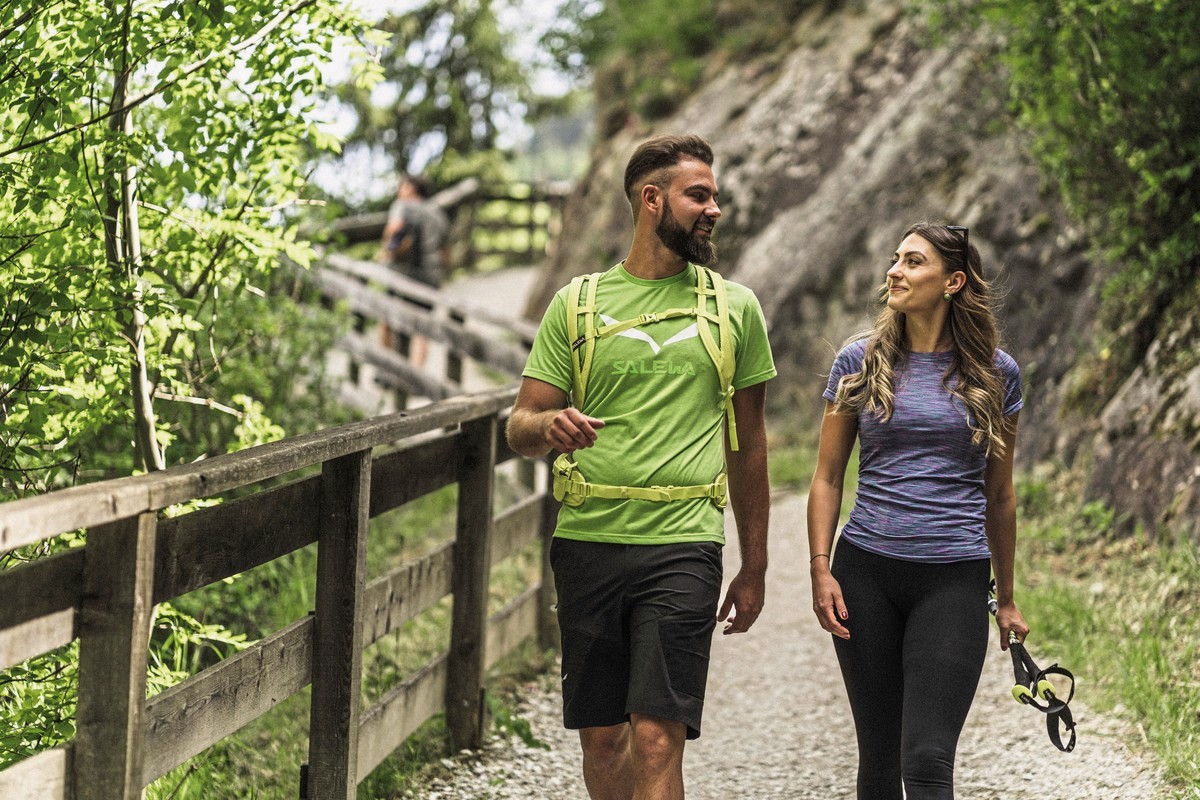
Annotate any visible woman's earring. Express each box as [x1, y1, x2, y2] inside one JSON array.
[[943, 291, 952, 302]]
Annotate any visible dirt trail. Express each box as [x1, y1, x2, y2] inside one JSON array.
[[411, 493, 1164, 799]]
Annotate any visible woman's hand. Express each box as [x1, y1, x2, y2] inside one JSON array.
[[994, 600, 1029, 651], [811, 563, 850, 640]]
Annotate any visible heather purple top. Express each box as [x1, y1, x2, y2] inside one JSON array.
[[823, 339, 1024, 563]]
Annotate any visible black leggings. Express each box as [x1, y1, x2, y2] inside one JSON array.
[[831, 539, 991, 800]]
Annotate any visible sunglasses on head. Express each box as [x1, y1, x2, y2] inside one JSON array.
[[946, 225, 969, 269]]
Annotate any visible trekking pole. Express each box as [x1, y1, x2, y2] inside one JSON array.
[[988, 581, 1078, 752]]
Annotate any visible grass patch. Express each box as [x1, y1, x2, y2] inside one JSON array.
[[1015, 467, 1200, 798]]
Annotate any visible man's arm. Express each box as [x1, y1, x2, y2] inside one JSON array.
[[378, 206, 404, 262], [506, 377, 605, 458], [717, 380, 769, 634]]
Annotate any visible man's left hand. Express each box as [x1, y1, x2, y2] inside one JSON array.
[[717, 569, 765, 634]]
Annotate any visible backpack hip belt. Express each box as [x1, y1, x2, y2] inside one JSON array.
[[551, 453, 727, 509]]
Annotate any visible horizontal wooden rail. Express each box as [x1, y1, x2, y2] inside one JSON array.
[[323, 254, 540, 346], [142, 617, 315, 784], [0, 746, 70, 800]]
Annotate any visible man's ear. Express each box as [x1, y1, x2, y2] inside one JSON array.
[[641, 183, 661, 215]]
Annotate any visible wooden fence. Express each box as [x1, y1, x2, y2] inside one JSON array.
[[314, 252, 540, 410], [0, 387, 558, 799], [333, 179, 570, 272]]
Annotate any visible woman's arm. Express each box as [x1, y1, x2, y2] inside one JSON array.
[[806, 402, 858, 639], [984, 412, 1029, 649]]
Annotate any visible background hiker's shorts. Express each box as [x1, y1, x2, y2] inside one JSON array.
[[549, 537, 723, 740]]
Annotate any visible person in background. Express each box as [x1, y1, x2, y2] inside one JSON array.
[[506, 133, 776, 800], [807, 222, 1029, 800], [377, 174, 450, 367]]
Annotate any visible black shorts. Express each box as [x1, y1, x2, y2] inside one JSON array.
[[550, 537, 723, 740]]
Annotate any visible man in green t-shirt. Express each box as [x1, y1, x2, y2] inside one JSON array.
[[507, 134, 775, 800]]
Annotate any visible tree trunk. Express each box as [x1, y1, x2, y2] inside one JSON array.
[[104, 0, 164, 473]]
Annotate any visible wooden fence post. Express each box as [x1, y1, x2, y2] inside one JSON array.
[[446, 415, 496, 751], [74, 512, 157, 800], [446, 309, 465, 387], [305, 449, 372, 799]]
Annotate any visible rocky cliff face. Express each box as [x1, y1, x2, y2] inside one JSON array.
[[528, 0, 1199, 539]]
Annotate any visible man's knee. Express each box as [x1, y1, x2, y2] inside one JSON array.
[[629, 714, 686, 767], [580, 724, 630, 765]]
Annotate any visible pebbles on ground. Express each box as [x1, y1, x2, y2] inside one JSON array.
[[408, 495, 1164, 799]]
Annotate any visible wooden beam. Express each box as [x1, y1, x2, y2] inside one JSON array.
[[74, 512, 157, 800], [0, 746, 71, 800], [0, 547, 82, 638], [360, 542, 454, 649], [322, 253, 539, 345], [314, 269, 530, 375], [446, 415, 497, 751], [331, 177, 481, 244], [141, 617, 313, 784], [0, 609, 74, 672], [355, 652, 448, 782], [484, 587, 539, 671], [153, 476, 321, 603], [305, 449, 372, 800], [490, 494, 542, 566], [337, 330, 458, 400], [369, 432, 463, 517]]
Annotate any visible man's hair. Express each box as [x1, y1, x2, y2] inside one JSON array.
[[623, 134, 714, 218], [402, 174, 434, 199]]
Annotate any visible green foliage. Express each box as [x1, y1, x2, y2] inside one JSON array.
[[0, 0, 369, 497], [0, 644, 77, 766], [1019, 473, 1200, 796], [924, 0, 1200, 409], [0, 0, 372, 775], [335, 0, 533, 184]]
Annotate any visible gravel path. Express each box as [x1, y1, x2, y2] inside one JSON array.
[[407, 493, 1165, 799]]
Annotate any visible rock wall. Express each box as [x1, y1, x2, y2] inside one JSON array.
[[528, 0, 1199, 538]]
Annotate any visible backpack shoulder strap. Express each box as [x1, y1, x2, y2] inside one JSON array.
[[694, 267, 739, 450], [566, 272, 602, 410]]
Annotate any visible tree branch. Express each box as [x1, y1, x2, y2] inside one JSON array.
[[0, 0, 319, 160], [152, 391, 244, 418]]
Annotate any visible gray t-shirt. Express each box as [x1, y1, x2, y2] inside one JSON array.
[[822, 339, 1023, 563]]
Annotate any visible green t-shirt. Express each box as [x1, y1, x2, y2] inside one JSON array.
[[523, 263, 776, 545]]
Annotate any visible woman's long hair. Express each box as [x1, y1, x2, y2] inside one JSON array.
[[832, 223, 1008, 455]]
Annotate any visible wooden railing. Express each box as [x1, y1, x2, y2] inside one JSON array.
[[315, 252, 539, 411], [0, 387, 558, 800], [333, 179, 570, 272]]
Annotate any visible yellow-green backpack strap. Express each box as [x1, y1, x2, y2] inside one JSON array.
[[567, 272, 601, 409], [695, 267, 739, 450]]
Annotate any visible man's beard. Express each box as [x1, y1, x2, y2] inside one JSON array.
[[656, 198, 717, 266]]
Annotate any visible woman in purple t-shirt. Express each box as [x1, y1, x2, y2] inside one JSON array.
[[807, 222, 1029, 800]]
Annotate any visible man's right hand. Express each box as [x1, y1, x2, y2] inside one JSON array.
[[545, 407, 605, 454]]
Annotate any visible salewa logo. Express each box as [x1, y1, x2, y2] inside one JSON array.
[[612, 359, 697, 376], [601, 315, 699, 355]]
